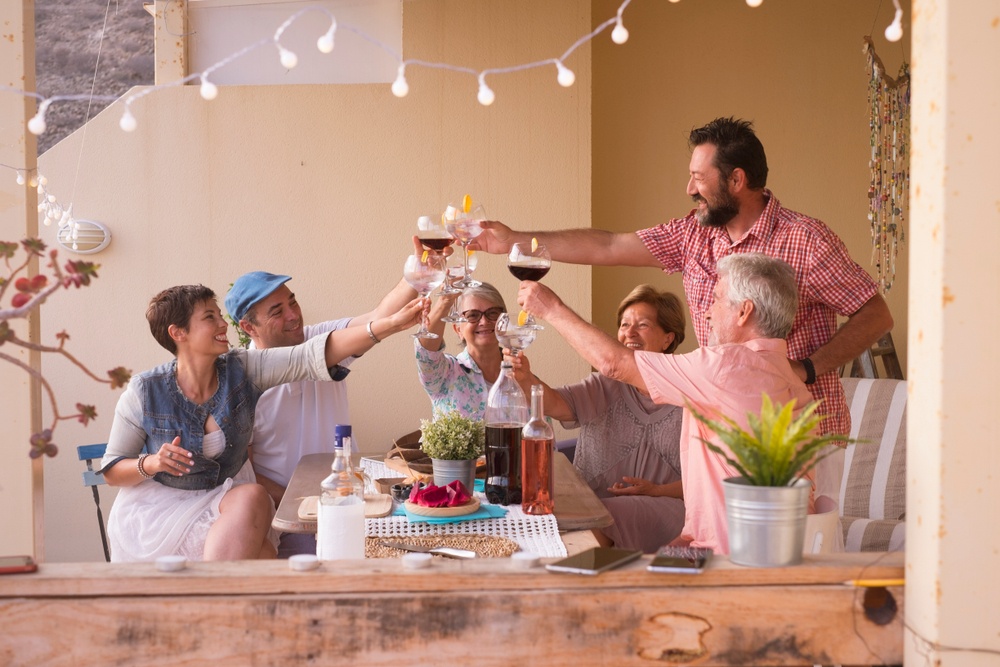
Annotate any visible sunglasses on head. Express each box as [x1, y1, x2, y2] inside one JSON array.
[[461, 307, 505, 323]]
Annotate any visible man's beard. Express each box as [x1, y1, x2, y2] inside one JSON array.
[[694, 189, 739, 228]]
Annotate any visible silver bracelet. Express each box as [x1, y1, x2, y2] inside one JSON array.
[[137, 453, 152, 479], [366, 321, 381, 344]]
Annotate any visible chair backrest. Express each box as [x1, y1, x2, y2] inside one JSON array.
[[838, 378, 907, 551], [77, 443, 111, 562], [77, 443, 108, 487]]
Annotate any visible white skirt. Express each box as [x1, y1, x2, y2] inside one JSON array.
[[107, 459, 279, 562]]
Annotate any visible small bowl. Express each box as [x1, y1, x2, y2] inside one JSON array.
[[390, 481, 426, 503]]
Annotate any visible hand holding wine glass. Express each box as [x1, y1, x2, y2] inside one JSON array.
[[403, 252, 446, 339], [508, 239, 551, 328]]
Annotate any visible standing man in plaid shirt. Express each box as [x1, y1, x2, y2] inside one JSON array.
[[473, 117, 893, 441]]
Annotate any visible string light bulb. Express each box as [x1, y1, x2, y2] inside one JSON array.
[[611, 17, 629, 44], [278, 46, 298, 69], [555, 61, 576, 87], [391, 65, 409, 98], [15, 171, 25, 186], [884, 8, 903, 42], [200, 76, 219, 100], [317, 23, 337, 53], [119, 107, 137, 132], [746, 0, 763, 7], [28, 113, 46, 136], [477, 76, 495, 106], [28, 175, 38, 188]]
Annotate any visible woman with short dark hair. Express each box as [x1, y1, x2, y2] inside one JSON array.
[[101, 284, 421, 561]]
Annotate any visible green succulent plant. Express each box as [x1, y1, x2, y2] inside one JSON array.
[[419, 411, 485, 461], [688, 394, 856, 487]]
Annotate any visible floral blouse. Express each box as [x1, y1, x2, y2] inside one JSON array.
[[414, 339, 491, 420]]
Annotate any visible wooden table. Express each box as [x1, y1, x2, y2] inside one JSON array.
[[0, 552, 905, 666], [273, 451, 613, 535]]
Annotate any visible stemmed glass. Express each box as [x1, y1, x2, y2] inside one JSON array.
[[507, 241, 551, 328], [416, 215, 455, 254], [494, 312, 539, 356], [444, 201, 486, 289], [441, 251, 478, 324], [403, 253, 446, 339]]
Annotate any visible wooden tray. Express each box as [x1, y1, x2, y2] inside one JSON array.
[[403, 497, 481, 517], [297, 494, 394, 520]]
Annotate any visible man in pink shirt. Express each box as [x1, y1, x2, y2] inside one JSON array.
[[516, 253, 813, 554]]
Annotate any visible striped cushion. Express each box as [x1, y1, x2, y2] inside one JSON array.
[[839, 378, 907, 551]]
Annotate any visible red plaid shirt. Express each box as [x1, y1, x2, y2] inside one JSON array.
[[637, 191, 878, 435]]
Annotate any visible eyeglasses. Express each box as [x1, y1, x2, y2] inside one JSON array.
[[461, 307, 505, 323]]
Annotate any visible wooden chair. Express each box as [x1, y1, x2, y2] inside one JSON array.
[[76, 443, 111, 562], [846, 332, 904, 380]]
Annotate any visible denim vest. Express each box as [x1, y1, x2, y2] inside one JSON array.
[[139, 351, 262, 491]]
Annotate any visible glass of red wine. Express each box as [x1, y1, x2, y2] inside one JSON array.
[[417, 215, 455, 254], [507, 241, 551, 328]]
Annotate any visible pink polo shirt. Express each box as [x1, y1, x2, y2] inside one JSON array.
[[635, 339, 815, 554]]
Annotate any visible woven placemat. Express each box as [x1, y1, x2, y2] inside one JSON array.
[[366, 534, 520, 559]]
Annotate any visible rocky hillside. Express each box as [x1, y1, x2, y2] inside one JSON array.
[[34, 0, 154, 154]]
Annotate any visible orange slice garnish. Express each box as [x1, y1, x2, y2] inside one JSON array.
[[518, 310, 529, 326], [531, 237, 538, 253], [462, 194, 473, 213], [421, 250, 429, 263]]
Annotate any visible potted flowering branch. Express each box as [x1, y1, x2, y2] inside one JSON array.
[[419, 411, 485, 491], [689, 394, 855, 567], [1, 238, 131, 458]]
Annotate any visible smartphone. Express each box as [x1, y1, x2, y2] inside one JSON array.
[[646, 545, 712, 574], [545, 547, 642, 575], [0, 555, 37, 575]]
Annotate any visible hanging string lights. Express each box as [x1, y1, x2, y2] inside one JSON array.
[[3, 0, 907, 137]]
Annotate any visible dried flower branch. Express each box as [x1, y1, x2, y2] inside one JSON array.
[[1, 238, 131, 458]]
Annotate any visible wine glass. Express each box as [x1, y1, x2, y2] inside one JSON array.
[[416, 215, 455, 254], [403, 253, 446, 339], [507, 241, 551, 328], [441, 251, 478, 324], [494, 312, 539, 356], [444, 202, 486, 289]]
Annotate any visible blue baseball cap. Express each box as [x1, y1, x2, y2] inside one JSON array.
[[225, 271, 292, 322]]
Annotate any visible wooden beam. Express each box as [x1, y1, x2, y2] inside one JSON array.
[[153, 0, 188, 85], [0, 553, 904, 666]]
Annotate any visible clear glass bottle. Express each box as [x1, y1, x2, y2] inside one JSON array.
[[521, 384, 555, 515], [316, 424, 365, 560], [484, 360, 528, 505]]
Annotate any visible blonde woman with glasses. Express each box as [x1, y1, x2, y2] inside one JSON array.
[[414, 282, 507, 420]]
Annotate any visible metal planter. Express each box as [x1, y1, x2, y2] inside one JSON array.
[[723, 477, 810, 567]]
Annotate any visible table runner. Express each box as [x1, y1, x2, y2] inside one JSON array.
[[360, 457, 567, 558]]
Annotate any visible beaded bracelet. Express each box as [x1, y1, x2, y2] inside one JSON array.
[[137, 453, 153, 479]]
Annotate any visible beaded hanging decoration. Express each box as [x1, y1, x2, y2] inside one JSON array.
[[864, 36, 910, 294]]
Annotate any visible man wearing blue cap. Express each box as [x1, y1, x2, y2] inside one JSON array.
[[225, 268, 417, 557]]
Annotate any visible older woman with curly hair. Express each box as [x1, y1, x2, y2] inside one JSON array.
[[507, 284, 686, 552]]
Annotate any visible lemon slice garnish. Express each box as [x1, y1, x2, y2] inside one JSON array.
[[421, 250, 429, 263], [518, 310, 529, 326], [531, 237, 538, 253], [462, 194, 472, 213]]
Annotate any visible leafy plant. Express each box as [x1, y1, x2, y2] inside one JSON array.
[[688, 394, 856, 487], [1, 238, 131, 458], [419, 411, 485, 461]]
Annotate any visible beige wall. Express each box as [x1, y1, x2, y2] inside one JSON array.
[[591, 0, 909, 368], [34, 0, 593, 562]]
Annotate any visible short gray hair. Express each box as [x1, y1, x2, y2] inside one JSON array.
[[716, 253, 798, 339], [459, 282, 506, 312]]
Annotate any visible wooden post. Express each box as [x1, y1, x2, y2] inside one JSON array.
[[153, 0, 189, 85]]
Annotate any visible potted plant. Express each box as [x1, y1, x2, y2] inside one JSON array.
[[689, 394, 854, 567], [419, 411, 485, 491]]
